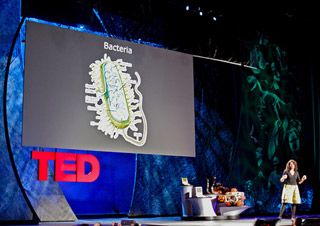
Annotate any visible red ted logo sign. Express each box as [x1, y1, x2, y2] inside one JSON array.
[[32, 151, 100, 182]]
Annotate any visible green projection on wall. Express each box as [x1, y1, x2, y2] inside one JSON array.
[[248, 35, 301, 164], [237, 34, 312, 213]]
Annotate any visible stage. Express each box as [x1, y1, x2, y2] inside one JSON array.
[[8, 215, 320, 226]]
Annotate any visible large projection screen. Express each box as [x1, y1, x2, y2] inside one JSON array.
[[23, 21, 195, 157]]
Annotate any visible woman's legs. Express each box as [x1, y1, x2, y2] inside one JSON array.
[[291, 204, 297, 219], [279, 203, 297, 219], [279, 203, 287, 219]]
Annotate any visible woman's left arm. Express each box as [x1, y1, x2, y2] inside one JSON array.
[[299, 175, 307, 184]]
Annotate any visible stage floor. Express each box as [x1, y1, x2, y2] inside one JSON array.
[[4, 214, 320, 226], [12, 215, 314, 226]]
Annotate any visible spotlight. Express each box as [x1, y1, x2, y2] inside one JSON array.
[[300, 217, 320, 225], [77, 24, 85, 29], [213, 16, 217, 21], [186, 5, 189, 11], [253, 218, 279, 226], [199, 11, 203, 16]]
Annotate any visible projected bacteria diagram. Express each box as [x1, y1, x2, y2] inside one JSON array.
[[85, 54, 147, 146]]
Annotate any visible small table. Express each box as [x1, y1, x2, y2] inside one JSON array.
[[188, 194, 218, 217], [180, 186, 251, 220]]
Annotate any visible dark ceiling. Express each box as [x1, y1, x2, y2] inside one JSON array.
[[21, 0, 317, 62]]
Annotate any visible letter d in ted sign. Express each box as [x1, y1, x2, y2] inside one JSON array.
[[31, 151, 100, 182]]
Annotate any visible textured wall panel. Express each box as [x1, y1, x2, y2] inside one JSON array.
[[0, 0, 34, 220], [0, 0, 77, 221]]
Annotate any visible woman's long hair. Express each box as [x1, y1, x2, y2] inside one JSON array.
[[285, 159, 298, 171]]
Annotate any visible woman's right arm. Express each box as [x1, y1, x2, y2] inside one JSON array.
[[280, 171, 288, 182]]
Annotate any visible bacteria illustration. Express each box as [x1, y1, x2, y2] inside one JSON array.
[[85, 54, 147, 146]]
